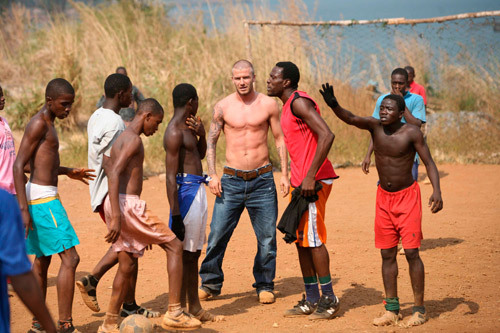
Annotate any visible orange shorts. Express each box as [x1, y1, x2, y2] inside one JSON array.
[[375, 181, 422, 249], [290, 181, 332, 248]]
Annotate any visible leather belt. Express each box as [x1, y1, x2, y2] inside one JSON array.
[[223, 164, 273, 181]]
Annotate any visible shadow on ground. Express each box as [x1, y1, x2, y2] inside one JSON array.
[[400, 297, 479, 319], [339, 283, 384, 317], [420, 238, 464, 251]]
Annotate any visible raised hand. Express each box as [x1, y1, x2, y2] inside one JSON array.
[[67, 168, 96, 185], [186, 115, 205, 137], [319, 83, 339, 109]]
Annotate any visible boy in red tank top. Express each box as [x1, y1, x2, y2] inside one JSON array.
[[268, 61, 340, 320]]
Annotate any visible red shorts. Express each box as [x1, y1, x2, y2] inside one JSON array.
[[375, 181, 422, 249], [97, 202, 106, 223]]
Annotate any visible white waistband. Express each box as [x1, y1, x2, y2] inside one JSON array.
[[26, 182, 58, 202]]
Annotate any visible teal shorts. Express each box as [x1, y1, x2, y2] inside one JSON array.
[[26, 196, 80, 257]]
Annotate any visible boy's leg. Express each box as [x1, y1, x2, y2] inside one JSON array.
[[32, 256, 52, 299], [100, 251, 136, 331], [57, 247, 80, 321], [159, 238, 183, 306], [381, 246, 399, 299], [373, 246, 402, 326], [91, 247, 118, 280], [77, 246, 117, 312], [184, 250, 202, 314], [404, 248, 427, 326], [160, 239, 202, 329]]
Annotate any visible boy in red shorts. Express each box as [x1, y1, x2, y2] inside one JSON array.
[[319, 83, 443, 327]]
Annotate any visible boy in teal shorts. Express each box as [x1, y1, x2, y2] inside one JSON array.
[[13, 78, 95, 333]]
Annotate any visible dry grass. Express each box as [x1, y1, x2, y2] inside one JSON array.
[[0, 1, 498, 172]]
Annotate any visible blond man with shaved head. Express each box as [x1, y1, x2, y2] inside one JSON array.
[[198, 60, 289, 304]]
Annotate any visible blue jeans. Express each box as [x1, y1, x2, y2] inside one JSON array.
[[199, 169, 278, 295]]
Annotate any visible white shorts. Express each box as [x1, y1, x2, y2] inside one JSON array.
[[182, 185, 208, 252]]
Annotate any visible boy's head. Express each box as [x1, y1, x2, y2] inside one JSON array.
[[380, 94, 405, 125], [104, 73, 132, 108], [137, 98, 164, 136], [115, 66, 128, 76], [172, 83, 198, 116], [390, 68, 409, 96], [404, 66, 415, 84], [267, 61, 299, 98], [231, 60, 255, 96], [45, 78, 75, 119], [0, 85, 5, 111]]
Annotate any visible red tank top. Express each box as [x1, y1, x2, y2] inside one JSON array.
[[281, 91, 338, 188]]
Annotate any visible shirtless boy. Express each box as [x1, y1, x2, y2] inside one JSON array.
[[320, 82, 443, 326], [13, 78, 95, 333], [164, 83, 223, 322], [79, 73, 158, 319], [98, 98, 201, 332], [199, 60, 289, 304]]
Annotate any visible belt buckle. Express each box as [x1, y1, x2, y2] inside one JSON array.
[[243, 170, 257, 181]]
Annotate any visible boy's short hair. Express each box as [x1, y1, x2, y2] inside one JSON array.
[[404, 66, 415, 74], [232, 59, 254, 75], [45, 78, 74, 99], [391, 68, 409, 81], [172, 83, 197, 108], [276, 61, 300, 89], [104, 73, 131, 98], [138, 98, 164, 116], [383, 94, 406, 112]]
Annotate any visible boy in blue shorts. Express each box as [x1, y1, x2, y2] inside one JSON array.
[[13, 78, 94, 333]]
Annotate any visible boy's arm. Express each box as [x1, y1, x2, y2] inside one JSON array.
[[412, 129, 443, 213], [268, 99, 290, 197], [362, 139, 374, 174], [105, 137, 141, 243], [291, 96, 334, 197], [186, 115, 207, 159], [164, 127, 185, 241], [57, 167, 95, 184], [320, 83, 376, 130], [13, 119, 46, 236], [11, 272, 57, 332], [207, 102, 224, 197]]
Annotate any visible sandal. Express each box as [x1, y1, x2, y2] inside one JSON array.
[[120, 305, 160, 318]]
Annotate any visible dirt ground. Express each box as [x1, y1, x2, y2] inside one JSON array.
[[9, 164, 500, 332]]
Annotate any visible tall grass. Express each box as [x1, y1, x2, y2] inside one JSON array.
[[0, 0, 498, 172]]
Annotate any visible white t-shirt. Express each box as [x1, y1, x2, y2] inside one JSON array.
[[87, 107, 125, 212]]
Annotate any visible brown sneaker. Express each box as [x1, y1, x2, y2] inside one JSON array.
[[406, 311, 427, 326], [198, 288, 215, 301], [162, 311, 202, 330], [373, 311, 402, 326], [193, 309, 225, 322], [258, 290, 275, 304]]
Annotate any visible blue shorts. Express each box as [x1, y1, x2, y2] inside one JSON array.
[[26, 196, 79, 257]]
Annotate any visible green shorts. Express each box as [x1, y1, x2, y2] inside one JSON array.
[[26, 196, 80, 257]]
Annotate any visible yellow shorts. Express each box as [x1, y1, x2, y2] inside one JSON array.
[[290, 181, 332, 247]]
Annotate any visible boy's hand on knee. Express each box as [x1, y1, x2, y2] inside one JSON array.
[[171, 215, 185, 241]]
